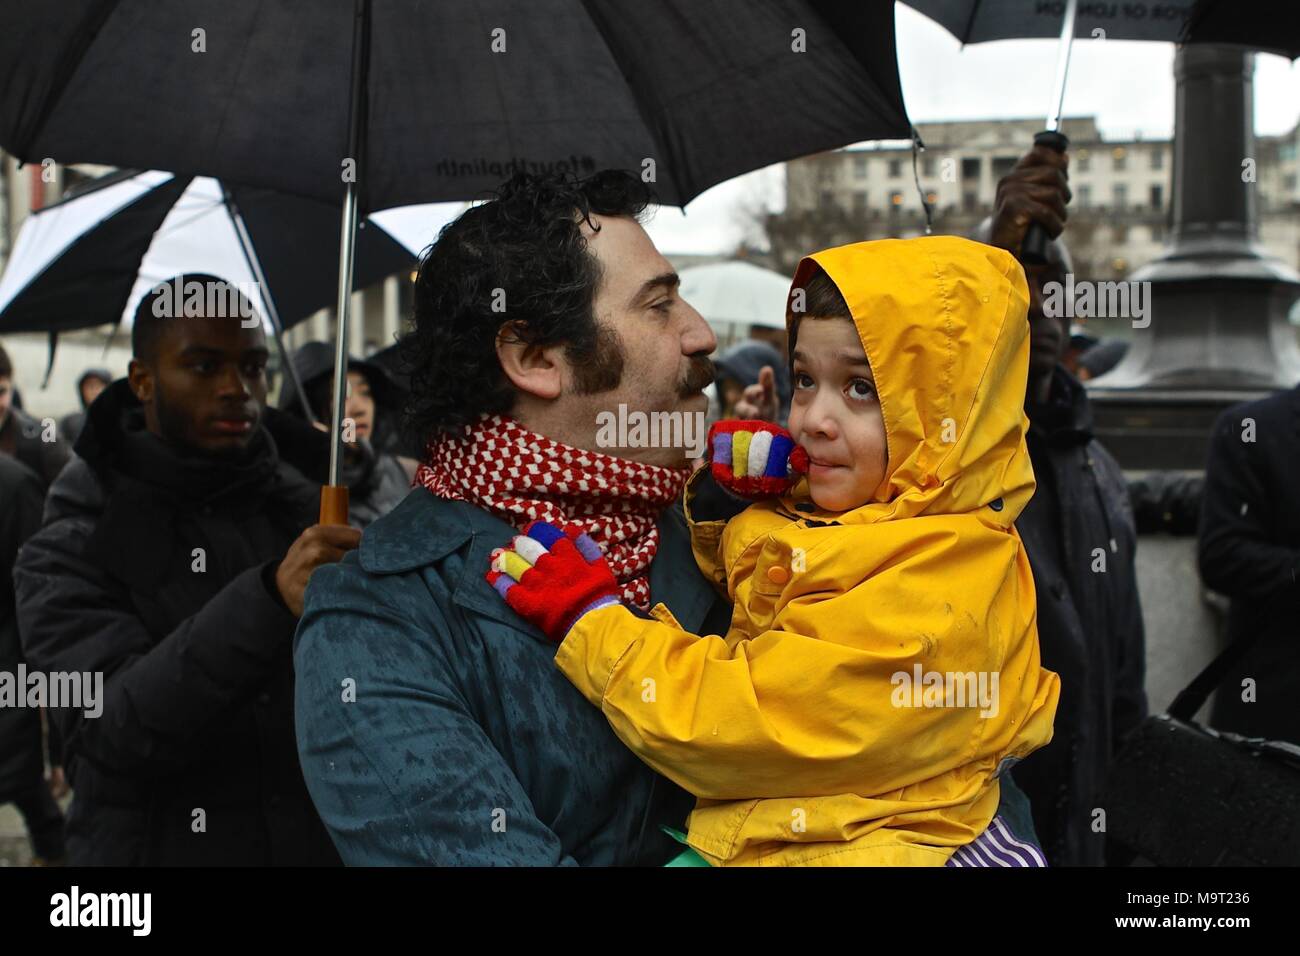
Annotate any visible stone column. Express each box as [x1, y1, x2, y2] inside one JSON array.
[[1088, 45, 1300, 470], [383, 275, 400, 347]]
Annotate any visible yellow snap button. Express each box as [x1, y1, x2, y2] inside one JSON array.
[[767, 565, 790, 585]]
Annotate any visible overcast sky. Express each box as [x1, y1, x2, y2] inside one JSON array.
[[641, 4, 1300, 257]]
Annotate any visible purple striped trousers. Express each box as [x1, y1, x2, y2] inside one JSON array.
[[945, 815, 1048, 867]]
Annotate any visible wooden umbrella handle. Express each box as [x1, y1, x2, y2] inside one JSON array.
[[319, 485, 350, 526]]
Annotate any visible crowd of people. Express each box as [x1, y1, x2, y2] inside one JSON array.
[[1, 144, 1296, 866]]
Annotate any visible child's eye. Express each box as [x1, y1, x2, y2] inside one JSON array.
[[848, 378, 877, 402], [794, 372, 814, 389]]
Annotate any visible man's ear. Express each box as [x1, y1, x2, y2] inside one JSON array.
[[127, 358, 154, 405], [496, 321, 564, 400]]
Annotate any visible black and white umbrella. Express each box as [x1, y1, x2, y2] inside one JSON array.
[[0, 169, 458, 410]]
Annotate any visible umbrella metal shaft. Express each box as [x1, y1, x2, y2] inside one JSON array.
[[1046, 0, 1080, 131], [329, 181, 360, 489]]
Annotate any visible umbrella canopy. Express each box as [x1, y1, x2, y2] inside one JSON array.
[[1183, 2, 1300, 56], [678, 260, 794, 331], [0, 0, 913, 210], [0, 169, 455, 336], [0, 0, 914, 515], [903, 0, 1298, 58]]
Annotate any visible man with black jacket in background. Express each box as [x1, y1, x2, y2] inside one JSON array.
[[978, 147, 1148, 866], [14, 275, 358, 865], [1198, 384, 1300, 745]]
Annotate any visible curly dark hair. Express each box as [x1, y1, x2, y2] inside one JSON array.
[[399, 169, 654, 449]]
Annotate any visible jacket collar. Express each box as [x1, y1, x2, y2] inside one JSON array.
[[1027, 365, 1094, 448], [359, 489, 479, 573], [360, 487, 721, 636]]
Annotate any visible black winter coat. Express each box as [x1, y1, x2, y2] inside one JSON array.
[[0, 455, 46, 800], [1199, 385, 1300, 744], [0, 407, 71, 490], [1012, 368, 1148, 866], [340, 443, 410, 529], [13, 380, 339, 866]]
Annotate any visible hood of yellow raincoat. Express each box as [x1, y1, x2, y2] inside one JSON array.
[[786, 235, 1033, 526]]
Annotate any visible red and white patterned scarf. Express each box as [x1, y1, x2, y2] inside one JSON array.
[[414, 413, 690, 609]]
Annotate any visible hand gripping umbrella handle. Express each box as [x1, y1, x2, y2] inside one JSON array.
[[1021, 130, 1070, 266]]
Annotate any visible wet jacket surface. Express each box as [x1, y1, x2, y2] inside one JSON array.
[[293, 487, 719, 865]]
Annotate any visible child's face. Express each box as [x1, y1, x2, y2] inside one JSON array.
[[787, 318, 887, 512]]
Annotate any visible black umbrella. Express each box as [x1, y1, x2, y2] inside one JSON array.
[[1, 1, 911, 209], [1, 0, 913, 521], [903, 0, 1299, 261], [903, 0, 1297, 55]]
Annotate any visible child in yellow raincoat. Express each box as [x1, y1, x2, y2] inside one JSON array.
[[488, 235, 1061, 866]]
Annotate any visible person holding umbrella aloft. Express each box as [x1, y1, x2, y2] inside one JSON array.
[[973, 143, 1148, 868], [13, 275, 360, 865]]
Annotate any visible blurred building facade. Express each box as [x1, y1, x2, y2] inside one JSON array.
[[773, 115, 1300, 282]]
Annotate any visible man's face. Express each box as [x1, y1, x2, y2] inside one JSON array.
[[563, 215, 717, 467], [787, 318, 888, 512], [1024, 260, 1068, 384], [128, 315, 269, 456], [0, 377, 11, 429]]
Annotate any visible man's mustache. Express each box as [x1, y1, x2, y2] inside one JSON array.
[[680, 357, 716, 397]]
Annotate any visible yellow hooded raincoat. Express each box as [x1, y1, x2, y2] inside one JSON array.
[[556, 236, 1061, 866]]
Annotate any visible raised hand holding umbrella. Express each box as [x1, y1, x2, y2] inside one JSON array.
[[1022, 0, 1078, 265]]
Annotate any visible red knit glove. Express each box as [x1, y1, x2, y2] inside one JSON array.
[[707, 420, 809, 499], [485, 520, 622, 642]]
